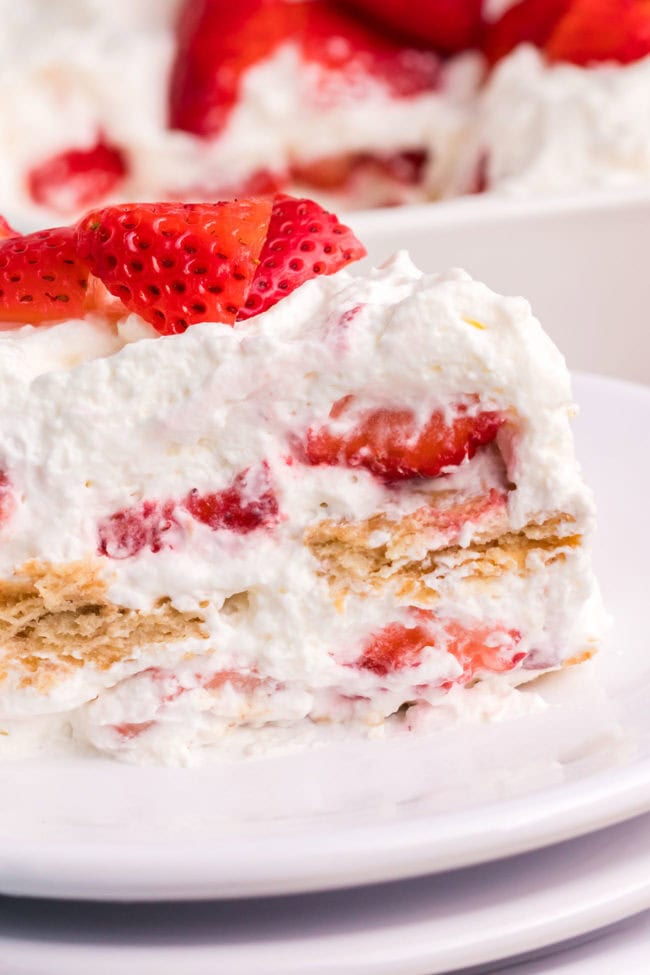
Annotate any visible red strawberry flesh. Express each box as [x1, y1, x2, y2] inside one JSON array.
[[0, 216, 19, 240], [76, 199, 272, 334], [483, 0, 572, 63], [304, 397, 503, 480], [28, 138, 127, 215], [545, 0, 650, 66], [342, 0, 484, 54], [358, 613, 523, 682], [97, 499, 180, 559], [184, 465, 279, 533], [169, 0, 440, 139], [238, 195, 366, 320], [0, 226, 91, 324]]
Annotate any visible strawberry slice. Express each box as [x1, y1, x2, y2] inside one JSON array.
[[0, 216, 18, 240], [238, 195, 366, 321], [98, 499, 180, 560], [0, 226, 93, 324], [304, 396, 503, 480], [545, 0, 650, 66], [483, 0, 572, 63], [358, 612, 523, 682], [342, 0, 484, 55], [76, 199, 272, 334], [28, 138, 127, 216], [184, 465, 279, 533], [169, 0, 440, 139]]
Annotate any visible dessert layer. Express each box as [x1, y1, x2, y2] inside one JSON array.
[[448, 46, 650, 197], [0, 250, 603, 760]]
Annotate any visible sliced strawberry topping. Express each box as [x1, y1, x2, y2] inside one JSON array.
[[483, 0, 572, 63], [304, 396, 503, 480], [28, 138, 127, 216], [97, 499, 180, 560], [0, 226, 92, 324], [76, 199, 272, 334], [239, 195, 366, 321], [545, 0, 650, 66], [184, 465, 279, 534], [169, 0, 440, 139], [342, 0, 484, 55], [358, 611, 523, 683], [0, 216, 19, 240]]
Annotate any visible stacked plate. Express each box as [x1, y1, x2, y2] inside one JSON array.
[[2, 193, 650, 974]]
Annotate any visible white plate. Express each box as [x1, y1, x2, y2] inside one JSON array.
[[1, 811, 650, 975], [1, 372, 650, 901]]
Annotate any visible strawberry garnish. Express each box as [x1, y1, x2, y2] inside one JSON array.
[[238, 195, 366, 320], [28, 138, 127, 216], [0, 226, 93, 324], [342, 0, 484, 55], [545, 0, 650, 66], [358, 612, 523, 682], [483, 0, 572, 63], [76, 199, 272, 334], [184, 465, 279, 533], [0, 194, 363, 331], [169, 0, 440, 139], [304, 396, 503, 480]]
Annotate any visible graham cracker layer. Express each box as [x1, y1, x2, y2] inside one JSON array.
[[0, 560, 207, 691], [305, 500, 581, 596]]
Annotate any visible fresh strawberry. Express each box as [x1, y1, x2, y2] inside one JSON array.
[[27, 138, 127, 216], [238, 195, 366, 320], [358, 611, 523, 682], [292, 150, 428, 192], [184, 465, 279, 533], [358, 620, 436, 676], [0, 216, 18, 240], [98, 499, 180, 560], [76, 199, 272, 334], [304, 396, 503, 480], [169, 0, 440, 139], [341, 0, 484, 54], [0, 226, 92, 324], [483, 0, 572, 63], [545, 0, 650, 66]]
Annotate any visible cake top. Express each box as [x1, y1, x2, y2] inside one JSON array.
[[0, 194, 366, 333]]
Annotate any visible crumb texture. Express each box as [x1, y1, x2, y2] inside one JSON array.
[[0, 561, 206, 690]]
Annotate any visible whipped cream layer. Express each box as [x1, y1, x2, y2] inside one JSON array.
[[448, 46, 650, 196], [0, 0, 480, 224], [0, 255, 603, 761]]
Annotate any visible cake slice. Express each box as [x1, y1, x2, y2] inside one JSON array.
[[449, 0, 650, 197], [0, 195, 604, 763]]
